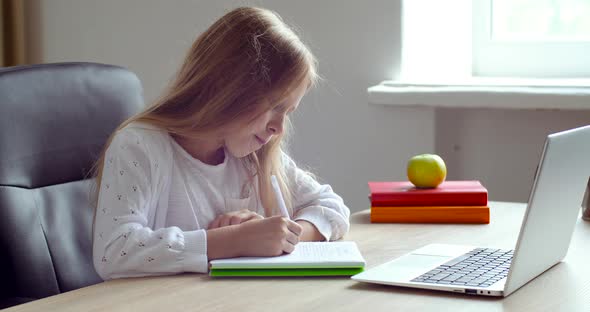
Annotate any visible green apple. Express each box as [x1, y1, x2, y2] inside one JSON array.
[[407, 154, 447, 188]]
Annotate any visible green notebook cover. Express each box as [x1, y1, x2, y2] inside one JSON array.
[[210, 267, 364, 277], [209, 242, 366, 277]]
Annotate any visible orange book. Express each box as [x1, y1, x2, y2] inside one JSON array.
[[370, 206, 490, 224]]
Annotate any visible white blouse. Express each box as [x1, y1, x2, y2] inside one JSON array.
[[92, 122, 350, 280]]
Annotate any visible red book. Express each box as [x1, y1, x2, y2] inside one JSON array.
[[368, 180, 488, 207]]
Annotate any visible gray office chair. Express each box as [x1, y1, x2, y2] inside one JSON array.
[[0, 62, 144, 308]]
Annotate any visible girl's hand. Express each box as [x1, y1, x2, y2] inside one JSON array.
[[208, 209, 264, 229], [235, 216, 302, 256], [295, 220, 325, 242]]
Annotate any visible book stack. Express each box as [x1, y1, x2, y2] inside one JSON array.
[[368, 180, 489, 224]]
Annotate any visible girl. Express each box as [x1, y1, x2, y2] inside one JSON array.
[[92, 7, 350, 280]]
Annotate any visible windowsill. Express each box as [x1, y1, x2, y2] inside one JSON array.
[[368, 78, 590, 110]]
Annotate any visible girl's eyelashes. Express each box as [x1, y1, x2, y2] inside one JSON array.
[[272, 106, 288, 116], [273, 103, 287, 112], [273, 102, 296, 115], [271, 99, 298, 116]]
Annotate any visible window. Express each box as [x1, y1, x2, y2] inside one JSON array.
[[400, 0, 590, 82], [473, 0, 590, 78], [370, 0, 590, 109]]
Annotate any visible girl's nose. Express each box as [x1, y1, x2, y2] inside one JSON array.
[[267, 117, 283, 134]]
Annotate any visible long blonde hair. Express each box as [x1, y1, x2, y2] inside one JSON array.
[[94, 7, 318, 217]]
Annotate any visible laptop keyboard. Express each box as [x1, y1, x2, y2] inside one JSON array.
[[411, 248, 513, 288]]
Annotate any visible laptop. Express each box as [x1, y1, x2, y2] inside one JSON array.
[[352, 125, 590, 297]]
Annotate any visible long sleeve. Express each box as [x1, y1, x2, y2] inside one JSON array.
[[92, 127, 208, 280], [283, 153, 351, 241]]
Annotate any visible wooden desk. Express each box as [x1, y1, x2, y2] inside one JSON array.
[[7, 202, 589, 312]]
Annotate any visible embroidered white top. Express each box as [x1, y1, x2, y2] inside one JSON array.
[[92, 122, 351, 280]]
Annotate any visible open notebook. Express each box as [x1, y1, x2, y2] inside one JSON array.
[[209, 241, 366, 277]]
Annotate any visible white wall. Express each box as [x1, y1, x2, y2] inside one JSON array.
[[31, 1, 590, 212]]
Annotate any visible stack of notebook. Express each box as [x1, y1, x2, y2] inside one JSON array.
[[368, 180, 489, 224]]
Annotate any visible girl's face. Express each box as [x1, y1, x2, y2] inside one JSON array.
[[223, 81, 308, 158]]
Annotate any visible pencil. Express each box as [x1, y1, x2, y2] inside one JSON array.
[[271, 175, 290, 219]]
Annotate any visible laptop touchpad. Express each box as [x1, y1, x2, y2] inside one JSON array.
[[380, 254, 451, 281]]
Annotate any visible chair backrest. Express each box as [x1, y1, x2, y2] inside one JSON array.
[[0, 62, 144, 307]]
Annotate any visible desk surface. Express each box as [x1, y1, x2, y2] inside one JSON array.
[[7, 202, 590, 312]]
